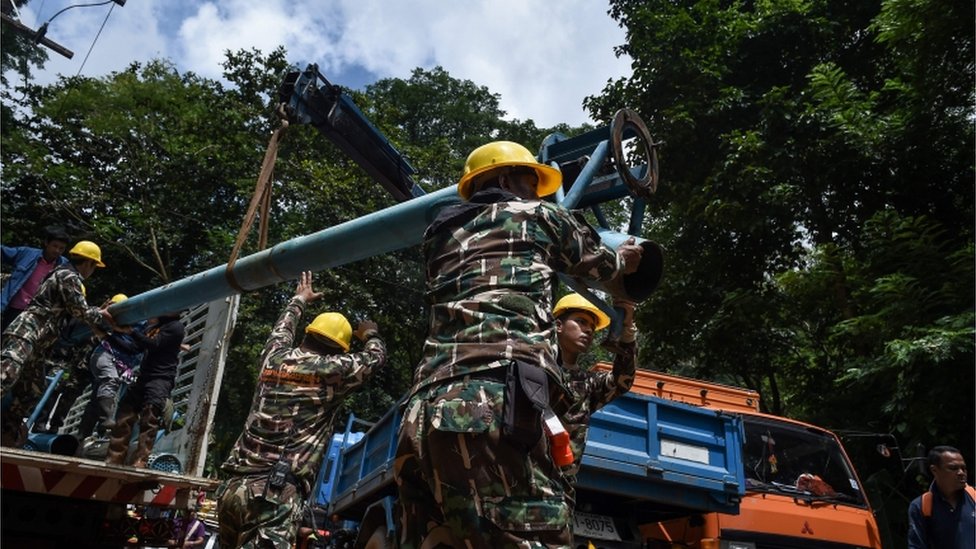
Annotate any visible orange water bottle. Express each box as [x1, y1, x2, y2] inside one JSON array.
[[543, 410, 574, 467]]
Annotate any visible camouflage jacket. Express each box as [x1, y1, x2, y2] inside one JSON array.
[[221, 296, 386, 495], [2, 265, 106, 353], [42, 317, 98, 376], [558, 342, 637, 475], [412, 188, 624, 393]]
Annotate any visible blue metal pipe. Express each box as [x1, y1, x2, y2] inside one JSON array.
[[595, 229, 664, 301], [108, 186, 462, 325], [561, 140, 610, 210], [562, 230, 664, 338], [108, 164, 657, 327], [24, 432, 79, 456], [629, 198, 647, 236]]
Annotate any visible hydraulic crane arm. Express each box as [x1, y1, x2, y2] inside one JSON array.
[[277, 64, 425, 202]]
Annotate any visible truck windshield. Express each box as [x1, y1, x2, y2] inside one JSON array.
[[743, 416, 866, 506]]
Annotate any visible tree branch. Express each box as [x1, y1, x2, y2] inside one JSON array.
[[115, 240, 162, 279], [148, 224, 169, 282]]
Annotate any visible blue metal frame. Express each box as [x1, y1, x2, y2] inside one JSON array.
[[27, 370, 64, 430]]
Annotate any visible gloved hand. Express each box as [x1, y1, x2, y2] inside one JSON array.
[[353, 320, 379, 342], [618, 237, 644, 275]]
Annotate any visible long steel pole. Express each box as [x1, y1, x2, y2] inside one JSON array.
[[108, 139, 652, 326], [108, 186, 460, 325]]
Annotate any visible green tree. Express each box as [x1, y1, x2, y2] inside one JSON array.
[[586, 0, 973, 456], [1, 0, 49, 135], [1, 59, 261, 291]]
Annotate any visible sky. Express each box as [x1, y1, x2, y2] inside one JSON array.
[[12, 0, 634, 127]]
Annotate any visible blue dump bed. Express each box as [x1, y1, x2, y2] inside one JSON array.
[[327, 390, 744, 520], [575, 388, 744, 515]]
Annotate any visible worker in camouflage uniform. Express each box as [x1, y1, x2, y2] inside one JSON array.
[[552, 293, 637, 481], [32, 294, 143, 438], [0, 241, 111, 447], [393, 141, 644, 549], [217, 271, 387, 549]]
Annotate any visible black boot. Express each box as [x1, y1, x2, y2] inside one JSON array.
[[77, 396, 115, 438], [76, 398, 98, 438], [95, 396, 117, 433]]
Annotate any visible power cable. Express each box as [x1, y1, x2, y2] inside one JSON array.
[[45, 1, 117, 121], [34, 0, 49, 21], [39, 0, 116, 27], [73, 1, 115, 77]]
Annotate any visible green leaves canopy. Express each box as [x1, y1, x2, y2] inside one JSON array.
[[586, 0, 973, 476]]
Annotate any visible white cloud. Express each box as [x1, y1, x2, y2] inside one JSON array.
[[20, 0, 631, 127]]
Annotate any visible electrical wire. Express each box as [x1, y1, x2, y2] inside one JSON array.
[[73, 1, 115, 77], [40, 0, 116, 26], [44, 0, 117, 122]]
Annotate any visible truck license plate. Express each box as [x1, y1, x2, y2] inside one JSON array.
[[573, 511, 621, 541]]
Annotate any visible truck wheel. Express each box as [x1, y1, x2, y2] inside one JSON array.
[[362, 525, 390, 549]]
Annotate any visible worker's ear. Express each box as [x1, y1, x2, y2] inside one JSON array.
[[554, 318, 564, 334]]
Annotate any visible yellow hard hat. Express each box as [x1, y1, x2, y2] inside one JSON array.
[[457, 141, 562, 201], [305, 312, 352, 352], [110, 293, 128, 304], [69, 240, 106, 267], [553, 293, 610, 331]]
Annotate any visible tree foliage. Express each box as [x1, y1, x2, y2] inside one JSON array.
[[1, 0, 49, 134], [586, 0, 973, 498]]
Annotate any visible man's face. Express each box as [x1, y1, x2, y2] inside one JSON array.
[[43, 239, 68, 262], [77, 259, 97, 279], [502, 168, 539, 200], [931, 451, 968, 493], [556, 311, 598, 356]]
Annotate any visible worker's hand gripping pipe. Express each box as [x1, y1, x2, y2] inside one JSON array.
[[560, 230, 663, 341]]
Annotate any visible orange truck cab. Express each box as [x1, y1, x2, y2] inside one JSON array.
[[597, 366, 884, 549]]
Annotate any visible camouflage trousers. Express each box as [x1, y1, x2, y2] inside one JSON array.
[[216, 475, 303, 549], [393, 377, 573, 549], [0, 337, 49, 446], [0, 333, 37, 399]]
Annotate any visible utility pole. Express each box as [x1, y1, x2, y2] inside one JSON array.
[[0, 12, 74, 59], [0, 0, 128, 59]]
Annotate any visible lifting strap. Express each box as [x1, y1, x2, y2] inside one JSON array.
[[225, 108, 289, 292], [921, 485, 976, 517]]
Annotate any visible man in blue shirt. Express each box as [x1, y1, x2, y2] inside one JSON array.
[[908, 445, 975, 549], [1, 227, 70, 331]]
